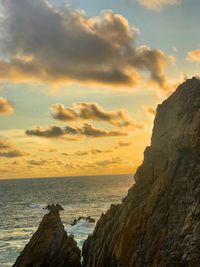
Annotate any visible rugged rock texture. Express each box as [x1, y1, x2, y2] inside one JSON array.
[[13, 205, 81, 267], [82, 77, 200, 267]]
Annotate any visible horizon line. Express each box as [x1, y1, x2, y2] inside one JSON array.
[[0, 173, 134, 181]]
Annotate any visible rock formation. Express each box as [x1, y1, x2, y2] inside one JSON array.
[[45, 203, 64, 212], [82, 77, 200, 267], [13, 205, 81, 267]]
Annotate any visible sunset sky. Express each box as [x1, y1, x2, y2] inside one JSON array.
[[0, 0, 199, 179]]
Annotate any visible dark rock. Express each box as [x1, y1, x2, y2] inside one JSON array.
[[45, 203, 64, 212], [82, 77, 200, 267], [13, 205, 81, 267], [71, 216, 95, 226]]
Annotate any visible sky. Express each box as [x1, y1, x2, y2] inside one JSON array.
[[0, 0, 199, 179]]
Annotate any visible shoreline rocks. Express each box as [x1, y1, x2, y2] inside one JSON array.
[[13, 204, 81, 267]]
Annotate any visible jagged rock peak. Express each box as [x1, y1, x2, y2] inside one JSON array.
[[45, 203, 64, 212], [13, 205, 81, 267], [82, 77, 200, 267]]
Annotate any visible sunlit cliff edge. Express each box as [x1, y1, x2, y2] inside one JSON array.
[[13, 77, 200, 267], [83, 77, 200, 267]]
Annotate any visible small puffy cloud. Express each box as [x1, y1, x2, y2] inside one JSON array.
[[187, 49, 200, 62], [137, 0, 181, 10], [51, 102, 143, 129], [49, 148, 57, 153], [0, 149, 25, 158], [0, 139, 26, 158], [95, 157, 123, 167], [0, 97, 14, 115], [0, 0, 172, 90], [90, 148, 111, 155], [27, 159, 48, 166], [73, 148, 111, 156], [85, 156, 133, 168], [25, 123, 127, 139], [143, 105, 157, 115], [0, 140, 12, 149], [74, 151, 89, 156], [26, 158, 79, 170], [118, 141, 132, 147], [62, 152, 70, 156], [168, 55, 176, 65]]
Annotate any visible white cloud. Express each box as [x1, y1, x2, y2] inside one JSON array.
[[138, 0, 181, 10]]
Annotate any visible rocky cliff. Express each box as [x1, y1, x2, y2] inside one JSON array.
[[82, 77, 200, 267], [13, 205, 81, 267]]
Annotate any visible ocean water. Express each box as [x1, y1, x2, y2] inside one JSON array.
[[0, 174, 133, 267]]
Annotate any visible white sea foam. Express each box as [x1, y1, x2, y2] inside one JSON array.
[[66, 219, 95, 248], [29, 204, 44, 209]]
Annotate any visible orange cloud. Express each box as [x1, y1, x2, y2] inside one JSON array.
[[117, 141, 132, 147], [143, 105, 157, 115], [0, 97, 14, 115], [0, 140, 12, 149], [187, 49, 200, 62]]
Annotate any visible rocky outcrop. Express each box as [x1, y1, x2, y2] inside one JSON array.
[[82, 77, 200, 267], [13, 205, 81, 267], [45, 203, 64, 212]]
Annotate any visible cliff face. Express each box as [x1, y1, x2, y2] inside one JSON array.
[[82, 77, 200, 267], [13, 206, 81, 267]]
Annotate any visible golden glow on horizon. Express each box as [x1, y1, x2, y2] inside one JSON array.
[[0, 0, 199, 179], [0, 120, 152, 179]]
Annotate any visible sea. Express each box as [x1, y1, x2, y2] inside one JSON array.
[[0, 174, 134, 267]]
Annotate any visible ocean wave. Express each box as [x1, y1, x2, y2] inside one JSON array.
[[29, 204, 44, 209], [66, 219, 95, 248]]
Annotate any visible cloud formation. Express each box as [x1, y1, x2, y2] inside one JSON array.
[[51, 102, 143, 129], [0, 139, 26, 158], [118, 141, 132, 147], [27, 159, 48, 166], [0, 140, 12, 149], [187, 49, 200, 62], [85, 156, 132, 168], [67, 148, 112, 156], [0, 149, 25, 158], [137, 0, 181, 10], [0, 0, 171, 90], [0, 97, 14, 115], [25, 123, 127, 139], [143, 105, 157, 115], [26, 158, 80, 170]]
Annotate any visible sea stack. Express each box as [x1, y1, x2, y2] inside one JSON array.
[[13, 205, 81, 267], [82, 77, 200, 267]]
